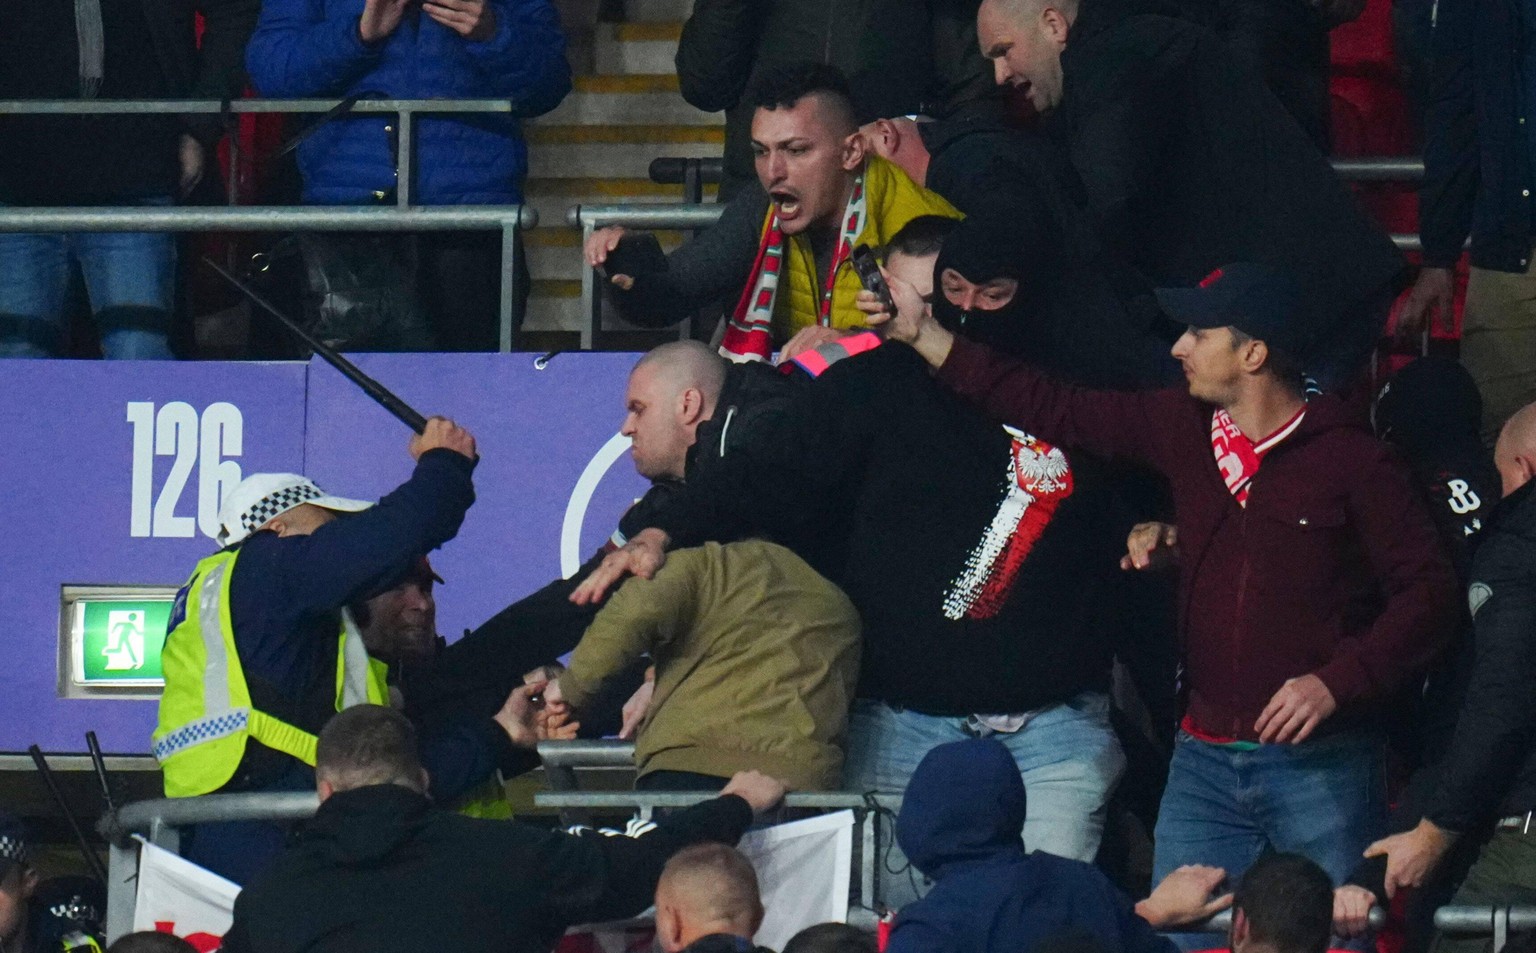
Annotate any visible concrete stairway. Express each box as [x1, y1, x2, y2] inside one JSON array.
[[522, 0, 721, 342]]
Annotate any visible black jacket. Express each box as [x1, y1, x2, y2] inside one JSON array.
[[0, 0, 257, 204], [1419, 0, 1534, 273], [674, 0, 997, 196], [641, 343, 1126, 716], [221, 784, 755, 953], [1425, 480, 1536, 832], [1059, 0, 1405, 357]]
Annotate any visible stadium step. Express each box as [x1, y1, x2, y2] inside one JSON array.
[[521, 7, 717, 341], [593, 22, 684, 75], [624, 0, 692, 22], [544, 74, 716, 126]]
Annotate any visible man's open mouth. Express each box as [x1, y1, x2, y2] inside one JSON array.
[[771, 190, 802, 218]]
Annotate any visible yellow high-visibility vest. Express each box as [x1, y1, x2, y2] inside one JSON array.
[[152, 548, 388, 798]]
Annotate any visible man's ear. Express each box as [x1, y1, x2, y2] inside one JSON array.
[[678, 386, 707, 425], [21, 866, 40, 900], [655, 901, 684, 953], [1043, 6, 1072, 45], [317, 778, 336, 803], [1230, 908, 1250, 952], [842, 129, 868, 172], [1241, 338, 1270, 375]]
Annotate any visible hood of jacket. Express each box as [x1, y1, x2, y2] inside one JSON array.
[[1492, 479, 1536, 542], [303, 784, 432, 867], [896, 738, 1026, 881]]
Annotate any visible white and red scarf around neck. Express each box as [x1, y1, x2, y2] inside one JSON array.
[[1210, 407, 1306, 506], [718, 172, 868, 364]]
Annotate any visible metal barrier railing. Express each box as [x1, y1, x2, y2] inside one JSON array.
[[0, 99, 536, 350], [99, 791, 320, 942], [1436, 905, 1536, 952], [643, 156, 1425, 194], [567, 204, 722, 349], [102, 786, 1496, 947]]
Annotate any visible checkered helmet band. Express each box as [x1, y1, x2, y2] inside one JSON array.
[[240, 481, 324, 534], [0, 834, 27, 865]]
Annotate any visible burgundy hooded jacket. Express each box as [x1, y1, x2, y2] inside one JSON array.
[[938, 336, 1457, 741]]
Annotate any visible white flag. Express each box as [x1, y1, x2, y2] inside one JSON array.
[[130, 839, 241, 950], [738, 810, 854, 951]]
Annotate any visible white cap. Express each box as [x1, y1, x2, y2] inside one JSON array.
[[217, 473, 373, 547]]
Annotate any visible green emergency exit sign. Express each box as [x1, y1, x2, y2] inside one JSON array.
[[64, 590, 177, 690]]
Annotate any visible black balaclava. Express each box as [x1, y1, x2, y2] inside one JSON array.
[[930, 213, 1047, 360]]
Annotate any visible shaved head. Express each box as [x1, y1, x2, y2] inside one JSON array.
[[633, 340, 728, 405], [1495, 401, 1536, 497], [654, 844, 763, 953], [623, 341, 726, 481]]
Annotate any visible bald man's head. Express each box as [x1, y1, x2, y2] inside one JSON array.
[[978, 0, 1078, 115], [654, 844, 764, 953], [1495, 402, 1536, 498], [623, 341, 727, 481]]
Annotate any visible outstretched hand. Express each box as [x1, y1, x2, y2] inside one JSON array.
[[569, 528, 670, 605], [720, 770, 788, 814], [1363, 819, 1457, 899], [1135, 865, 1231, 929]]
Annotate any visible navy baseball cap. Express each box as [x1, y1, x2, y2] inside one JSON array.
[[0, 810, 29, 878], [1154, 263, 1311, 357]]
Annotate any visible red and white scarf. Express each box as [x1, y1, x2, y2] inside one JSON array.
[[1210, 407, 1305, 506], [718, 173, 868, 363], [943, 429, 1075, 621]]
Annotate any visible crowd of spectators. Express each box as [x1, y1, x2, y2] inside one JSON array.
[[7, 0, 1536, 951]]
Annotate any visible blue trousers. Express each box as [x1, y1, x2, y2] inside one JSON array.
[[0, 198, 175, 359], [843, 692, 1125, 911], [1153, 730, 1387, 950]]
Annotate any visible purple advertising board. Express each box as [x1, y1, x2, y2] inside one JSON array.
[[0, 354, 645, 755]]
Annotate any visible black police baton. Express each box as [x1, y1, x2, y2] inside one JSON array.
[[201, 256, 429, 434]]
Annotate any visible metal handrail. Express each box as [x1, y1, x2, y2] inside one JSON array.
[[0, 97, 538, 350], [537, 739, 638, 768], [0, 98, 521, 115], [642, 156, 1422, 188], [0, 205, 537, 232], [0, 205, 533, 351], [102, 791, 320, 845], [1436, 905, 1536, 932], [533, 791, 898, 811], [568, 204, 723, 230]]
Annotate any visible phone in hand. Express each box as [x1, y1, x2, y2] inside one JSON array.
[[849, 244, 895, 319]]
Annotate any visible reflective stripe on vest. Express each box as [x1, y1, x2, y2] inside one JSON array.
[[789, 330, 884, 378], [153, 548, 388, 797]]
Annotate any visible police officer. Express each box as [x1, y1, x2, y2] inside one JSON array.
[[153, 417, 481, 885], [0, 812, 105, 953]]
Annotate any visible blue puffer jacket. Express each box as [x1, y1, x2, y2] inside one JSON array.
[[890, 739, 1175, 953], [246, 0, 570, 204]]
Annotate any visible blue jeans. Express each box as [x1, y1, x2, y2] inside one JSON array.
[[1154, 730, 1387, 950], [843, 692, 1125, 911], [0, 198, 176, 359]]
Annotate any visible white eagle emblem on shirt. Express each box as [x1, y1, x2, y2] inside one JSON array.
[[1015, 441, 1070, 495]]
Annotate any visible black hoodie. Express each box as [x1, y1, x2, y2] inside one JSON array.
[[222, 784, 753, 953]]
